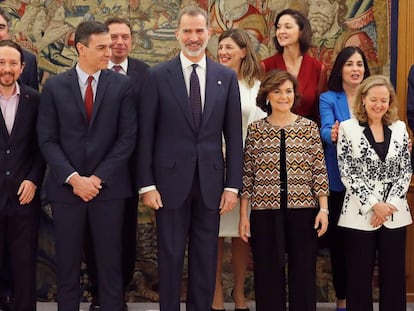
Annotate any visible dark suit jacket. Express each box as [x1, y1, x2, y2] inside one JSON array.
[[126, 57, 149, 191], [127, 57, 150, 91], [21, 50, 39, 91], [137, 56, 243, 209], [0, 83, 45, 208], [37, 68, 137, 203], [407, 65, 414, 132]]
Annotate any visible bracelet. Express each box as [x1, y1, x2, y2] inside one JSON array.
[[319, 208, 329, 215]]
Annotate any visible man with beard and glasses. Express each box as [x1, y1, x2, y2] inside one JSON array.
[[137, 6, 243, 311], [0, 40, 45, 311]]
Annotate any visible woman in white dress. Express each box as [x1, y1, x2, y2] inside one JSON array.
[[212, 28, 266, 311]]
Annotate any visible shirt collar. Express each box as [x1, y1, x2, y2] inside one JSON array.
[[76, 64, 101, 85], [179, 52, 206, 71], [108, 58, 128, 72]]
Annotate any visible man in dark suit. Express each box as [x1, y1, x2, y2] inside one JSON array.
[[85, 17, 149, 311], [137, 6, 243, 311], [0, 40, 45, 311], [37, 21, 136, 311], [0, 8, 39, 90]]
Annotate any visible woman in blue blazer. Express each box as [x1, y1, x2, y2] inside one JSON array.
[[319, 46, 370, 311]]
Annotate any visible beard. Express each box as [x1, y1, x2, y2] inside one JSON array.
[[0, 73, 17, 87], [179, 39, 209, 59]]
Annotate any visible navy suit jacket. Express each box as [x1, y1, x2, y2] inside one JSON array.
[[137, 56, 243, 209], [0, 83, 45, 208], [21, 50, 39, 91], [407, 65, 414, 132], [37, 67, 137, 203]]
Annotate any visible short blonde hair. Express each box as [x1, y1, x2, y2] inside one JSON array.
[[353, 75, 399, 125]]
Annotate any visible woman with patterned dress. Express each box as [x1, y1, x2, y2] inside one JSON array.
[[319, 46, 371, 311], [212, 29, 266, 311], [239, 70, 329, 311], [261, 9, 327, 124], [337, 75, 412, 311]]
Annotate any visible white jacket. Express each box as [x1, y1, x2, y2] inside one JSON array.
[[337, 118, 412, 231]]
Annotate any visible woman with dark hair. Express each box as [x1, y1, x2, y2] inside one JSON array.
[[319, 46, 370, 311], [260, 9, 327, 123], [239, 70, 329, 310], [337, 75, 412, 310], [212, 28, 266, 311]]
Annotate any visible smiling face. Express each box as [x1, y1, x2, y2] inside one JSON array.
[[363, 85, 390, 123], [77, 33, 112, 74], [275, 14, 301, 49], [0, 46, 24, 88], [108, 22, 132, 64], [217, 36, 246, 74], [342, 51, 365, 89], [268, 79, 295, 114], [175, 13, 210, 62], [0, 14, 10, 40]]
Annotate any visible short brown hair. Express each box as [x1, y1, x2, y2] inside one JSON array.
[[257, 70, 300, 115]]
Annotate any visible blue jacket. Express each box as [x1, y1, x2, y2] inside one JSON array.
[[319, 90, 351, 191]]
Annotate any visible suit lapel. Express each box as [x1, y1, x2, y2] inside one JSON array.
[[202, 58, 219, 128], [68, 68, 88, 122], [0, 108, 9, 139], [167, 57, 196, 131], [90, 70, 109, 126], [8, 85, 28, 139]]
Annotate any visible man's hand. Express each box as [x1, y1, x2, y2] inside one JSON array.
[[68, 174, 100, 202], [17, 180, 37, 205], [219, 190, 238, 215], [142, 190, 163, 210]]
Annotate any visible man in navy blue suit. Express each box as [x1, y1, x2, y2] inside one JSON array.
[[0, 8, 39, 90], [137, 6, 243, 311], [85, 17, 149, 311], [37, 21, 136, 311], [0, 40, 44, 311]]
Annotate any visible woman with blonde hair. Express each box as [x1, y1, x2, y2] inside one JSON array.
[[337, 75, 412, 310], [212, 28, 266, 311]]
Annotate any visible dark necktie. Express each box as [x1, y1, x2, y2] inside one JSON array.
[[190, 64, 202, 130], [85, 76, 94, 122], [112, 65, 122, 73]]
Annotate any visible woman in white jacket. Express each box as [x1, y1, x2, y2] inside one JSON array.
[[337, 75, 412, 311]]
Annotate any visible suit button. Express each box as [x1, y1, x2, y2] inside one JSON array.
[[5, 171, 10, 176], [5, 149, 10, 154]]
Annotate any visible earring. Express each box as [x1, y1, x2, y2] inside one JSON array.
[[266, 99, 270, 106]]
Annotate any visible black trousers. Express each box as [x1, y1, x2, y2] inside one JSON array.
[[156, 171, 220, 311], [0, 197, 40, 311], [250, 207, 318, 311], [344, 226, 407, 311], [53, 199, 124, 311], [85, 194, 138, 301], [327, 190, 346, 300]]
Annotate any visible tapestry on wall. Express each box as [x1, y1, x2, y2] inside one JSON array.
[[0, 0, 388, 303]]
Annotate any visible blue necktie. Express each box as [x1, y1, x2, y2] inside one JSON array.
[[190, 64, 202, 130]]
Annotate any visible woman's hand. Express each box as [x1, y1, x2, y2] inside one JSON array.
[[331, 120, 339, 143], [314, 210, 329, 237], [371, 202, 396, 227], [239, 216, 250, 243]]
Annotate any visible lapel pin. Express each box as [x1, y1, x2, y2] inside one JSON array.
[[217, 80, 222, 85]]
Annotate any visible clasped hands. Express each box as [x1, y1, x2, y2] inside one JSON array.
[[68, 174, 102, 202], [371, 202, 397, 227]]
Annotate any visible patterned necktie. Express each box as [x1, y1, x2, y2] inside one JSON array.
[[85, 76, 94, 122], [112, 65, 122, 73], [190, 64, 201, 130]]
